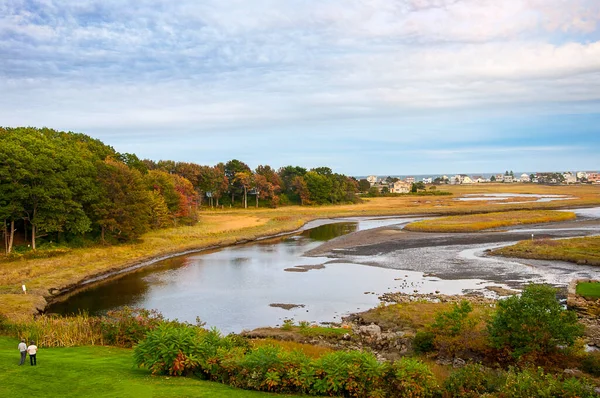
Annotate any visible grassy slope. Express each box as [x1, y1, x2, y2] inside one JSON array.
[[492, 236, 600, 266], [404, 210, 576, 233], [0, 336, 290, 398], [1, 184, 599, 320]]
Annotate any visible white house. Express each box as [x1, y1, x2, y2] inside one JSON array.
[[461, 175, 474, 184], [367, 175, 378, 186], [494, 174, 504, 182], [391, 180, 411, 193], [504, 175, 514, 183], [422, 177, 433, 184], [520, 173, 530, 182], [405, 176, 415, 184], [472, 176, 485, 183], [576, 171, 587, 180], [563, 173, 577, 184]]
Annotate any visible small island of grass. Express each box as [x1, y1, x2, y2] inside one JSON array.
[[404, 210, 576, 233], [492, 236, 600, 266], [576, 281, 600, 299]]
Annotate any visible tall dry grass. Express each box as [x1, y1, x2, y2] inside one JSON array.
[[5, 313, 103, 347]]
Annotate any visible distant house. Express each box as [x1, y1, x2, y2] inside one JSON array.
[[563, 173, 577, 184], [391, 180, 411, 193], [422, 177, 433, 184], [461, 175, 474, 184], [504, 175, 514, 183], [576, 171, 587, 180], [405, 176, 415, 184], [494, 174, 504, 182], [520, 173, 530, 182], [367, 175, 378, 186], [472, 175, 485, 183], [587, 172, 600, 183]]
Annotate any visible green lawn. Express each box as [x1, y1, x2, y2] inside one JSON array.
[[0, 336, 292, 398], [577, 282, 600, 299]]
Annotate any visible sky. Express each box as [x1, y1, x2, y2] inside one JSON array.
[[1, 0, 600, 175]]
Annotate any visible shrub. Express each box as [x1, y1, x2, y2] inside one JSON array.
[[581, 351, 600, 376], [133, 323, 204, 376], [388, 357, 440, 398], [430, 300, 485, 358], [413, 331, 435, 354], [443, 364, 505, 397], [500, 367, 598, 398], [100, 307, 165, 347], [487, 284, 584, 360], [311, 350, 388, 397]]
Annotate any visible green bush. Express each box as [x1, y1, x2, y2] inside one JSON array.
[[444, 364, 505, 397], [100, 307, 165, 347], [487, 284, 584, 360], [413, 331, 435, 354], [581, 351, 600, 376], [133, 323, 204, 376], [500, 367, 597, 398], [311, 350, 388, 397], [388, 357, 439, 398]]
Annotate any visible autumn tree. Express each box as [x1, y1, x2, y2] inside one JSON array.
[[225, 159, 251, 205], [234, 171, 253, 209]]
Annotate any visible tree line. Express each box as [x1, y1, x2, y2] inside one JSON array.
[[0, 127, 359, 252]]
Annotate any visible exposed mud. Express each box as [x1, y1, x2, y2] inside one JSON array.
[[307, 219, 600, 258]]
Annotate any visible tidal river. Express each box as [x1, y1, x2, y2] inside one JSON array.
[[48, 209, 600, 334]]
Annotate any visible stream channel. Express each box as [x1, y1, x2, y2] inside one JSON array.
[[48, 208, 600, 334]]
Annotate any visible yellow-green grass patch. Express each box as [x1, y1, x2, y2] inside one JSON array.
[[492, 236, 600, 266], [404, 210, 576, 233], [576, 282, 600, 299]]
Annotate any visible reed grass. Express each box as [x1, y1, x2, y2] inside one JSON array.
[[4, 312, 103, 347], [404, 210, 576, 233]]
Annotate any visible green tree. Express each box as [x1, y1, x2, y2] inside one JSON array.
[[487, 284, 583, 359], [94, 158, 152, 242], [304, 171, 333, 204], [490, 175, 496, 182], [358, 179, 371, 192]]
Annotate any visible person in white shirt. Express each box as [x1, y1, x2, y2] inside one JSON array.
[[27, 341, 37, 366], [18, 339, 27, 365]]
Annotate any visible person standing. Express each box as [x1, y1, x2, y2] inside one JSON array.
[[18, 339, 27, 365], [27, 341, 37, 366]]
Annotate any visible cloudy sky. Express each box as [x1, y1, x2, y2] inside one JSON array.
[[2, 0, 600, 175]]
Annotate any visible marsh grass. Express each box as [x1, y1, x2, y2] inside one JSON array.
[[4, 313, 103, 347], [493, 236, 600, 266], [404, 210, 576, 232]]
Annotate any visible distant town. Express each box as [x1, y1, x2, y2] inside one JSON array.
[[360, 171, 600, 194]]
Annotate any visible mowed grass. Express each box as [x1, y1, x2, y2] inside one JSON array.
[[0, 336, 292, 398], [576, 282, 600, 299], [1, 183, 599, 321], [404, 210, 576, 233], [492, 236, 600, 266]]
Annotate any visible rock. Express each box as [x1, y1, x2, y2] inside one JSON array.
[[342, 333, 352, 340], [453, 358, 466, 368], [359, 323, 382, 337], [436, 358, 453, 366], [564, 369, 583, 377]]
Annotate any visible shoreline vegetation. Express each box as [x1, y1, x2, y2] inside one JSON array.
[[1, 183, 600, 321], [492, 236, 600, 266], [404, 210, 577, 233]]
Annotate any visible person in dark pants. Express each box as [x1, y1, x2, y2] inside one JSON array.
[[18, 339, 27, 365], [27, 341, 37, 366]]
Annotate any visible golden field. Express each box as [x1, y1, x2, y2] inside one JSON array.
[[404, 210, 577, 233], [1, 183, 599, 321]]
